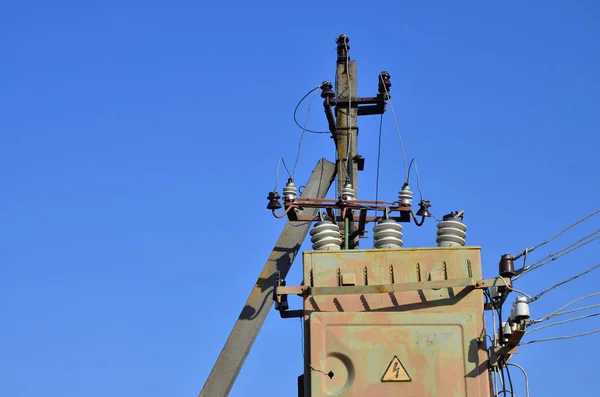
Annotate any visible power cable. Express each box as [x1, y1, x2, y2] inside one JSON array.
[[293, 86, 321, 178], [300, 317, 304, 359], [531, 292, 600, 324], [375, 114, 383, 203], [504, 360, 514, 397], [506, 363, 530, 397], [528, 263, 600, 303], [378, 73, 409, 182], [513, 208, 600, 260], [499, 362, 508, 397], [551, 302, 600, 319], [274, 157, 292, 191], [293, 86, 330, 135], [492, 366, 500, 397], [525, 229, 600, 269], [483, 290, 498, 345], [515, 233, 600, 279], [530, 302, 600, 325], [497, 276, 534, 301], [406, 158, 425, 203], [527, 311, 600, 334], [520, 328, 600, 345]]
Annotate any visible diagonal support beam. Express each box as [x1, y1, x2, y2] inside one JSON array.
[[199, 158, 336, 397]]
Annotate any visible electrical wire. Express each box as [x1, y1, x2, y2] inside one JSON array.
[[407, 158, 415, 183], [499, 363, 508, 397], [523, 229, 600, 270], [274, 157, 292, 191], [527, 311, 600, 334], [520, 328, 600, 345], [485, 289, 514, 397], [528, 263, 600, 303], [506, 363, 530, 397], [530, 302, 600, 326], [293, 86, 330, 135], [514, 233, 600, 279], [530, 292, 600, 324], [549, 302, 600, 319], [293, 87, 321, 178], [504, 360, 515, 397], [375, 114, 383, 204], [493, 366, 503, 396], [484, 290, 499, 345], [300, 317, 304, 359], [378, 73, 409, 182], [411, 158, 425, 203], [492, 366, 500, 397], [497, 276, 534, 301], [428, 211, 442, 222], [513, 208, 600, 260]]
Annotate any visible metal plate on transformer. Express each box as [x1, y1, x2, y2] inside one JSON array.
[[302, 247, 491, 397], [309, 312, 486, 396]]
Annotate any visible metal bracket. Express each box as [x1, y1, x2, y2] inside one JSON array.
[[275, 277, 510, 297], [488, 326, 526, 367]]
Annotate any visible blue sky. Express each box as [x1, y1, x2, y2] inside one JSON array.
[[2, 1, 599, 396]]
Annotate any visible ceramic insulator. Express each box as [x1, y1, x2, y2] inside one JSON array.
[[310, 220, 342, 251], [373, 219, 404, 249]]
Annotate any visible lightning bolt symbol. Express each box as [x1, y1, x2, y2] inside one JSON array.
[[393, 362, 400, 378]]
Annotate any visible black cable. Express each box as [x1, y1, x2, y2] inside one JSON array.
[[406, 158, 415, 184], [375, 114, 383, 203], [293, 87, 330, 135], [491, 291, 514, 397], [504, 359, 515, 396]]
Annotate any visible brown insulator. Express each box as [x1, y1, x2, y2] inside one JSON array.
[[499, 254, 515, 278]]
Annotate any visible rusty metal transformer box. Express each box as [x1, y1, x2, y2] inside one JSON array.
[[302, 247, 492, 397]]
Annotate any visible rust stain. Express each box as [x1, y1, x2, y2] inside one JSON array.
[[303, 247, 491, 397]]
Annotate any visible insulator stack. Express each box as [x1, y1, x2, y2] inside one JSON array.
[[341, 182, 355, 201], [282, 178, 297, 201], [310, 220, 342, 251], [436, 211, 467, 247], [398, 184, 413, 206], [373, 219, 403, 249]]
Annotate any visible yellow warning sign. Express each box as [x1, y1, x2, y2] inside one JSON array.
[[381, 355, 411, 382]]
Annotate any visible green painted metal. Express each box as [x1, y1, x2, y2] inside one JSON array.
[[344, 217, 349, 250]]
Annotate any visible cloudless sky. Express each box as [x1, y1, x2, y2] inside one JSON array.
[[2, 1, 599, 396]]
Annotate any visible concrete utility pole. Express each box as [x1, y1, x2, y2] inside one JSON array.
[[198, 159, 335, 397], [334, 35, 359, 248]]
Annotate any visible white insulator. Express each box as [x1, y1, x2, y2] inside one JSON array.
[[310, 220, 342, 251], [341, 183, 355, 201], [436, 214, 467, 247], [282, 179, 297, 201], [502, 322, 513, 337], [373, 219, 403, 249], [514, 297, 530, 320], [398, 184, 413, 206]]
